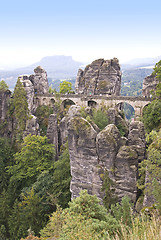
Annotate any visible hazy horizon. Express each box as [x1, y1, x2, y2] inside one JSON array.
[[1, 0, 161, 69]]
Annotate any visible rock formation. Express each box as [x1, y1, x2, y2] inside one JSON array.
[[29, 66, 49, 95], [0, 63, 149, 206], [0, 90, 13, 138], [23, 115, 40, 137], [75, 58, 121, 96], [47, 113, 59, 159], [67, 105, 146, 202], [19, 66, 49, 113], [142, 73, 158, 97], [19, 75, 35, 112], [0, 90, 11, 120]]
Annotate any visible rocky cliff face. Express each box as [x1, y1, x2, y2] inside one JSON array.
[[47, 113, 59, 159], [18, 66, 49, 136], [0, 90, 11, 120], [75, 58, 121, 96], [142, 73, 158, 97], [0, 63, 148, 205], [0, 90, 13, 138], [29, 66, 49, 95], [66, 105, 146, 202], [19, 66, 49, 113], [19, 75, 35, 112]]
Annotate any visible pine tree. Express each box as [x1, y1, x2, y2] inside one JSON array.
[[13, 78, 29, 139], [0, 80, 9, 91]]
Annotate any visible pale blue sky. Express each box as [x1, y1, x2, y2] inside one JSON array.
[[0, 0, 161, 68]]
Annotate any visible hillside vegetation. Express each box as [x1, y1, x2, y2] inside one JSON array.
[[0, 61, 161, 240]]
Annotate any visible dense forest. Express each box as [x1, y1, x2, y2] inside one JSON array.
[[0, 61, 161, 240], [121, 67, 153, 96]]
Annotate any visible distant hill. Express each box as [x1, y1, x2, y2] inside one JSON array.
[[121, 56, 161, 70], [120, 57, 161, 96], [0, 56, 83, 91], [0, 55, 160, 93], [19, 55, 83, 78]]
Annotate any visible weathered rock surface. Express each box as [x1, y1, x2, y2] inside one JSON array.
[[115, 146, 138, 201], [19, 66, 49, 113], [0, 90, 13, 138], [67, 108, 146, 202], [142, 73, 158, 97], [114, 121, 146, 201], [59, 105, 81, 145], [23, 115, 40, 137], [75, 58, 121, 96], [47, 113, 59, 159], [68, 116, 100, 199], [143, 169, 155, 207], [29, 66, 49, 95], [128, 121, 145, 163], [0, 90, 11, 120], [19, 75, 35, 112], [96, 124, 120, 178]]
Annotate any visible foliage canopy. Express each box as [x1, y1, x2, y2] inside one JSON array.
[[59, 80, 73, 94], [0, 80, 9, 91], [8, 134, 55, 187]]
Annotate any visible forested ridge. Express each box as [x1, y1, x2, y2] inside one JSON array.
[[0, 61, 161, 240]]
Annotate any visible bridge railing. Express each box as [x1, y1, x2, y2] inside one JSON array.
[[35, 93, 152, 102]]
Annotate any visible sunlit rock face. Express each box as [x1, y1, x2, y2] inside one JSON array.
[[29, 66, 49, 95], [20, 66, 49, 113], [23, 115, 40, 137], [19, 75, 35, 112], [142, 73, 158, 97], [67, 105, 146, 203], [75, 58, 121, 96]]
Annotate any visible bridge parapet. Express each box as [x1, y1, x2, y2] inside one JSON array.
[[35, 93, 151, 101], [34, 94, 152, 118]]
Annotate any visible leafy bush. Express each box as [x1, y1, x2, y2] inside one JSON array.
[[35, 105, 53, 136], [92, 108, 109, 130], [143, 100, 161, 133], [111, 196, 133, 227]]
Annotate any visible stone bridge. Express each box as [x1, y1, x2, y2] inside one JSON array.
[[34, 94, 151, 118]]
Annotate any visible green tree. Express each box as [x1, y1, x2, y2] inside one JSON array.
[[0, 190, 11, 239], [52, 142, 71, 208], [35, 105, 53, 136], [40, 190, 119, 240], [152, 60, 161, 98], [138, 130, 161, 213], [0, 80, 9, 91], [9, 189, 44, 240], [0, 137, 14, 193], [111, 196, 133, 227], [59, 80, 73, 94], [143, 100, 161, 133], [8, 134, 55, 188], [13, 78, 29, 139], [48, 85, 55, 94], [101, 169, 116, 210], [92, 108, 109, 130], [142, 60, 161, 133], [40, 205, 64, 239]]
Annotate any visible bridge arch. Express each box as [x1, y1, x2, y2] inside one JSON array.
[[61, 99, 76, 111], [42, 97, 47, 105], [142, 102, 150, 112], [115, 102, 135, 120], [50, 98, 55, 105], [88, 100, 97, 108]]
